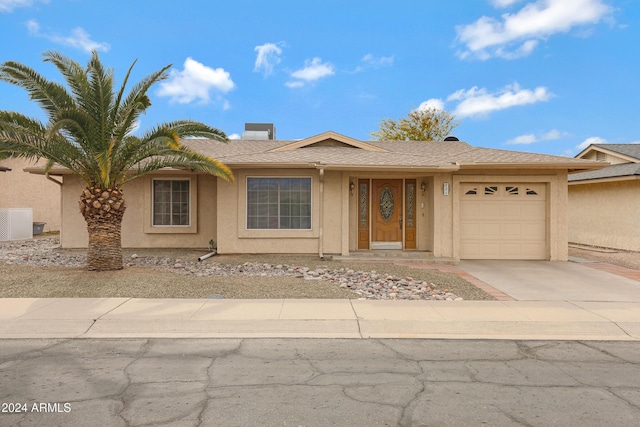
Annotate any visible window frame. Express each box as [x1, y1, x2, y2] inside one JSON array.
[[245, 176, 313, 231], [151, 178, 192, 227]]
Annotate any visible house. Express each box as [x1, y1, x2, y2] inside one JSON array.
[[28, 130, 603, 261], [569, 144, 640, 251], [0, 157, 61, 232]]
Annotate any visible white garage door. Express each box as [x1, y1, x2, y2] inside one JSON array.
[[460, 183, 547, 259]]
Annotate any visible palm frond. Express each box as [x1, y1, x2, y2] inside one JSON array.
[[0, 60, 73, 118], [1, 51, 233, 190]]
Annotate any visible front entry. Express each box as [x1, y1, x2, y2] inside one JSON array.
[[371, 179, 403, 249]]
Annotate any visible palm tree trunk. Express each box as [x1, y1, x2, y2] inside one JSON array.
[[79, 187, 127, 271]]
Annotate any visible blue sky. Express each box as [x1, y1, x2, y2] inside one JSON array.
[[0, 0, 638, 156]]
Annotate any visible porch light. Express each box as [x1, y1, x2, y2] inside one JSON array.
[[350, 182, 355, 195], [420, 182, 426, 194]]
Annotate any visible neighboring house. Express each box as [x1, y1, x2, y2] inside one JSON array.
[[27, 131, 602, 261], [0, 157, 61, 232], [569, 144, 640, 251]]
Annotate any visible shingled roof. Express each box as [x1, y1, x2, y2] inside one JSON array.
[[25, 131, 604, 176], [588, 144, 640, 160], [571, 143, 640, 182], [569, 163, 640, 182], [184, 132, 602, 173]]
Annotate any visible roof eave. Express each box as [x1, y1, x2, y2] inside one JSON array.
[[312, 164, 460, 172], [569, 175, 640, 185], [225, 162, 460, 171], [458, 162, 605, 172], [576, 145, 640, 163]]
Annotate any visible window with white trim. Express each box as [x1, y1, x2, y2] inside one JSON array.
[[247, 177, 312, 229], [152, 179, 190, 226]]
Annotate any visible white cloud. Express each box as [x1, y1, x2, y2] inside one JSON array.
[[0, 0, 47, 13], [507, 134, 537, 144], [574, 137, 640, 152], [576, 136, 608, 150], [286, 57, 334, 88], [228, 133, 240, 140], [352, 53, 394, 73], [26, 19, 110, 52], [417, 98, 445, 111], [448, 83, 553, 117], [285, 81, 305, 89], [456, 0, 613, 60], [362, 53, 394, 67], [489, 0, 522, 8], [541, 129, 564, 140], [506, 128, 567, 144], [417, 83, 552, 118], [254, 42, 283, 76], [157, 57, 235, 105]]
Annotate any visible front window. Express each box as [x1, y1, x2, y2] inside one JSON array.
[[153, 179, 190, 226], [247, 177, 311, 229]]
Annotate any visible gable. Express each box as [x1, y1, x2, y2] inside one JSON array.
[[576, 144, 640, 165], [302, 138, 358, 148], [269, 131, 388, 153]]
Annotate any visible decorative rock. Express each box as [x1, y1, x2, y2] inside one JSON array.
[[0, 236, 463, 301]]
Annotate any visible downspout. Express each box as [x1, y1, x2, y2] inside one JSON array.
[[45, 173, 63, 186], [46, 173, 63, 248], [318, 168, 324, 260]]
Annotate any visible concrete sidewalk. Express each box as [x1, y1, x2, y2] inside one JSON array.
[[2, 297, 639, 341]]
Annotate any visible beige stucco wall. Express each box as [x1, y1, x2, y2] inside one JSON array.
[[0, 157, 61, 231], [57, 166, 571, 261], [569, 179, 640, 251], [216, 168, 326, 254], [60, 173, 218, 249]]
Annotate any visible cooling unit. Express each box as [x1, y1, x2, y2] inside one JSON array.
[[0, 208, 33, 241]]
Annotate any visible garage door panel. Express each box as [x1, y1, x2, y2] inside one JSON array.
[[522, 222, 545, 238], [461, 241, 501, 258], [521, 202, 546, 218], [502, 223, 523, 237], [460, 183, 547, 260], [462, 222, 501, 238], [462, 202, 500, 218]]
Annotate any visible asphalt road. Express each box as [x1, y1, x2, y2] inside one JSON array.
[[1, 338, 640, 426]]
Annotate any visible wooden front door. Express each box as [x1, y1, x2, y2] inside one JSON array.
[[372, 179, 402, 248]]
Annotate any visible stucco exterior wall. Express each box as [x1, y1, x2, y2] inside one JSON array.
[[56, 166, 571, 261], [568, 179, 640, 251], [216, 168, 325, 254], [0, 157, 61, 232], [60, 173, 218, 249]]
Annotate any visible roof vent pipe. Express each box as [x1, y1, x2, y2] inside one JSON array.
[[444, 136, 459, 141]]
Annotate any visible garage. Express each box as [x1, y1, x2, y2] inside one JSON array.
[[460, 183, 547, 259]]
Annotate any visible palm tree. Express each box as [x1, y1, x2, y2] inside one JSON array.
[[0, 51, 234, 271]]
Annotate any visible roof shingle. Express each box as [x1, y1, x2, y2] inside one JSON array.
[[184, 137, 601, 172]]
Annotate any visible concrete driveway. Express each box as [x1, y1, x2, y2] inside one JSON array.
[[457, 260, 640, 302]]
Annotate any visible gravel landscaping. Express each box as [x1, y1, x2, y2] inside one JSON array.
[[0, 235, 493, 300], [569, 244, 640, 271]]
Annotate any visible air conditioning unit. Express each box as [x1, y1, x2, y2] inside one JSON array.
[[0, 208, 33, 241]]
